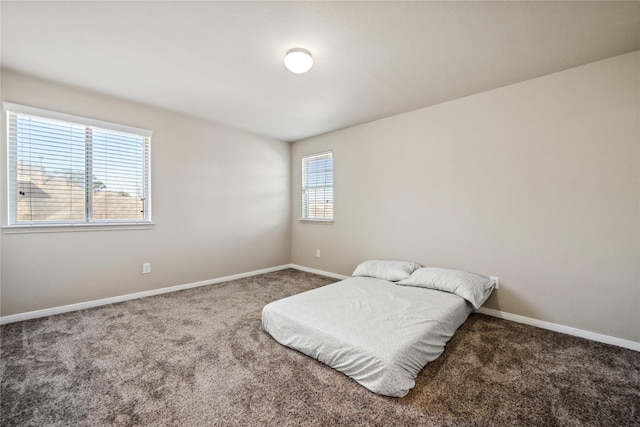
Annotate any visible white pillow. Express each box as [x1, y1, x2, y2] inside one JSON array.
[[397, 267, 494, 309], [352, 260, 421, 282]]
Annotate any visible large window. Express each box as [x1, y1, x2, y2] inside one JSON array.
[[301, 151, 333, 221], [5, 103, 152, 227]]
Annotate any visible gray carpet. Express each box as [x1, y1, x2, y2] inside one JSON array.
[[1, 269, 639, 426]]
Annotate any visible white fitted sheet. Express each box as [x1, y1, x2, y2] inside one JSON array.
[[261, 276, 473, 397]]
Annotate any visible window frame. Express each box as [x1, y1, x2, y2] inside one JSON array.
[[300, 150, 334, 223], [4, 102, 153, 232]]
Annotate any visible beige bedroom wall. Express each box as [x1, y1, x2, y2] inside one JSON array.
[[0, 69, 291, 316], [291, 52, 640, 342]]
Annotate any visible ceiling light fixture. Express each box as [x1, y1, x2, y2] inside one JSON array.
[[284, 48, 313, 74]]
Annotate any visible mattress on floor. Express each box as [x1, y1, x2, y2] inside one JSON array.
[[261, 276, 473, 397]]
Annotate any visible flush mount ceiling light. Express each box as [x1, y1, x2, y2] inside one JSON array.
[[284, 48, 313, 74]]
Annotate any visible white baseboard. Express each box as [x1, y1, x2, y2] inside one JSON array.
[[2, 264, 638, 353], [288, 264, 350, 281], [290, 265, 640, 351], [0, 264, 291, 325], [476, 307, 640, 352]]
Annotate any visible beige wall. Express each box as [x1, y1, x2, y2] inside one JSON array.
[[0, 69, 291, 316], [2, 52, 638, 343], [291, 52, 640, 342]]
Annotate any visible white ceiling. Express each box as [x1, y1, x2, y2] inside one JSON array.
[[1, 1, 639, 142]]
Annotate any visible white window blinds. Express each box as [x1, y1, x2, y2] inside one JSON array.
[[301, 151, 333, 221], [6, 103, 152, 226]]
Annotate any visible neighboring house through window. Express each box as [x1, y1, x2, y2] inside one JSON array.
[[5, 102, 152, 227], [301, 151, 333, 221]]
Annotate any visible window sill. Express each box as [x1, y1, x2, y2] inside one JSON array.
[[299, 218, 334, 224], [2, 222, 155, 234]]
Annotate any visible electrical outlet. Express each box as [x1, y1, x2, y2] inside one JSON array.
[[143, 263, 151, 274], [490, 276, 499, 289], [315, 249, 321, 258]]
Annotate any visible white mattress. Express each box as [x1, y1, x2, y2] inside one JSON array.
[[261, 276, 473, 397]]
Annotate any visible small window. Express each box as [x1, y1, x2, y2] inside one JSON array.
[[301, 151, 333, 221], [5, 103, 152, 227]]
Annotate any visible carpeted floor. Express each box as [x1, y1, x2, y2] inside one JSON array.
[[1, 269, 639, 426]]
